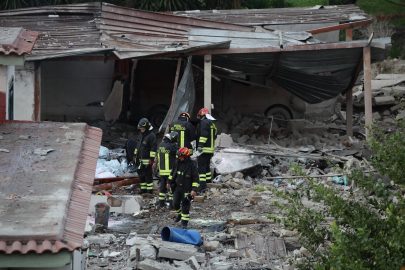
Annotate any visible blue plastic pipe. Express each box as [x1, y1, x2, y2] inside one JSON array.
[[161, 226, 203, 246]]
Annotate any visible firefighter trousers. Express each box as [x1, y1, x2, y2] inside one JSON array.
[[158, 176, 173, 204], [197, 153, 213, 192], [138, 165, 153, 193], [172, 189, 191, 227]]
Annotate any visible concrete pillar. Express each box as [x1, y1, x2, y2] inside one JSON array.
[[0, 65, 6, 121], [14, 62, 35, 121], [204, 55, 212, 112], [363, 46, 372, 138]]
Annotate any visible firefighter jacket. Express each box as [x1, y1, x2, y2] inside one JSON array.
[[197, 117, 217, 154], [169, 158, 199, 193], [157, 138, 178, 176], [134, 130, 157, 167], [170, 118, 196, 149]]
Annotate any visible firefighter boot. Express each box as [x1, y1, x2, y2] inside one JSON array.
[[181, 220, 188, 229]]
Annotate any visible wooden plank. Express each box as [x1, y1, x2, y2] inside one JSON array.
[[204, 54, 212, 112], [363, 46, 372, 138], [346, 87, 353, 136]]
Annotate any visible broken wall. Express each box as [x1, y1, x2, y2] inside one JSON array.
[[14, 62, 35, 120], [41, 60, 114, 121]]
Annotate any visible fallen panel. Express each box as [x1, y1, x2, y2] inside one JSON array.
[[212, 148, 262, 175]]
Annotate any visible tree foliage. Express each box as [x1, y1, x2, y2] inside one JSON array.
[[272, 120, 405, 269]]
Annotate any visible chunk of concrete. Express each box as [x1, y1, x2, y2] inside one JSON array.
[[215, 133, 234, 148], [229, 212, 269, 225], [138, 258, 177, 270], [374, 96, 396, 106], [396, 110, 405, 120], [86, 234, 116, 247], [212, 148, 262, 175], [89, 195, 142, 215], [211, 262, 233, 270], [203, 241, 220, 252], [157, 241, 199, 261], [186, 256, 201, 270], [129, 244, 157, 260]]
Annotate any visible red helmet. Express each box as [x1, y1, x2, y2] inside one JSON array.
[[179, 112, 190, 120], [177, 147, 191, 160], [197, 108, 209, 118]]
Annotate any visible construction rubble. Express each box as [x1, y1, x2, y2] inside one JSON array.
[[84, 73, 403, 269]]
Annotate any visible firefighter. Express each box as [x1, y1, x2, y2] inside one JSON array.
[[196, 108, 217, 193], [170, 112, 196, 151], [157, 131, 179, 208], [134, 118, 157, 194], [168, 147, 199, 229]]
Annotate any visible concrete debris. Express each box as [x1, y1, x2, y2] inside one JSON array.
[[86, 234, 116, 247], [374, 95, 396, 106], [185, 256, 201, 270], [89, 195, 142, 215], [215, 133, 234, 148], [33, 148, 55, 156], [129, 244, 157, 260], [396, 110, 405, 120], [18, 135, 30, 140], [0, 148, 10, 153], [203, 240, 220, 251], [157, 241, 200, 261], [229, 212, 270, 225], [138, 258, 177, 270]]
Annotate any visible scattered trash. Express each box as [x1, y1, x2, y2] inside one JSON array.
[[0, 148, 10, 153], [332, 175, 349, 186], [34, 148, 55, 156]]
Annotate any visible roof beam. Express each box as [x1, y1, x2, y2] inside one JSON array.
[[191, 41, 367, 55], [308, 19, 372, 35]]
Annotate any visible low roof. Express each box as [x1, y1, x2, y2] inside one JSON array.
[[173, 4, 369, 27], [0, 27, 38, 55], [0, 122, 101, 254], [0, 2, 321, 60]]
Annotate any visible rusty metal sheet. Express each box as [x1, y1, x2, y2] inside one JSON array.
[[0, 122, 102, 254], [173, 4, 369, 26]]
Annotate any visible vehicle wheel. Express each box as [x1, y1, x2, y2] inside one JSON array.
[[264, 105, 292, 127]]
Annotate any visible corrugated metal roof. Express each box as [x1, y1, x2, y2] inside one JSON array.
[[0, 122, 102, 254], [173, 4, 369, 26], [0, 27, 38, 55], [0, 2, 255, 60]]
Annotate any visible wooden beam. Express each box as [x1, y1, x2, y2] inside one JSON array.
[[192, 41, 368, 56], [346, 87, 353, 136], [363, 46, 372, 138], [308, 19, 372, 35], [204, 55, 212, 112], [346, 28, 353, 41]]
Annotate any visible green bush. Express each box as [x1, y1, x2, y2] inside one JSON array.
[[273, 120, 405, 269]]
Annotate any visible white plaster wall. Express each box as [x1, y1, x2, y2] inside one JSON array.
[[14, 63, 35, 120], [41, 60, 114, 121], [0, 65, 6, 95]]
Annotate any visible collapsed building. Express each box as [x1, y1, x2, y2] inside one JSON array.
[[0, 2, 389, 138]]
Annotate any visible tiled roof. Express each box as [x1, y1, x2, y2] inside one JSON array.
[[0, 27, 38, 55], [0, 122, 102, 254]]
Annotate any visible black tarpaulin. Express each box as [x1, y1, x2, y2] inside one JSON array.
[[212, 48, 364, 104]]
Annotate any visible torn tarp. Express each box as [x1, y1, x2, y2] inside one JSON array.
[[159, 56, 195, 132]]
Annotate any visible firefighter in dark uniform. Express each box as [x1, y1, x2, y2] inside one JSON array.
[[157, 131, 179, 208], [168, 147, 199, 229], [170, 112, 196, 151], [134, 118, 157, 194], [196, 108, 217, 192]]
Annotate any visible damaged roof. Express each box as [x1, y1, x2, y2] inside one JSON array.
[[0, 27, 38, 55], [0, 122, 101, 254], [173, 4, 369, 27], [0, 2, 323, 60]]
